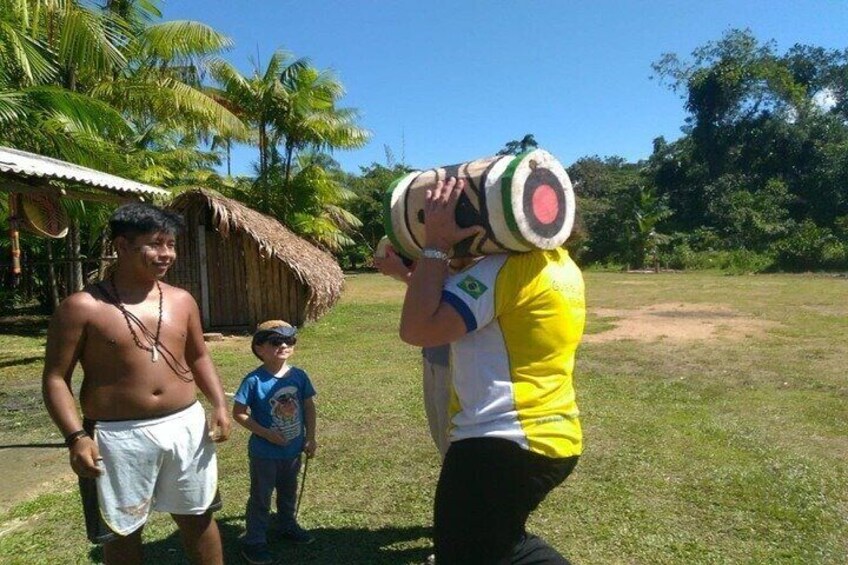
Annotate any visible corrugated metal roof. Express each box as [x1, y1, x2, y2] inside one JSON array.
[[0, 146, 170, 198]]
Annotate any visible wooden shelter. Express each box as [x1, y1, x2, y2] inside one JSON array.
[[1, 145, 169, 304], [166, 189, 344, 331]]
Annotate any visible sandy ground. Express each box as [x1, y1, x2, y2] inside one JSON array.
[[584, 302, 778, 343], [0, 446, 74, 520]]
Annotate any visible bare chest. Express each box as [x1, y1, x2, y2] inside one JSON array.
[[84, 297, 188, 364]]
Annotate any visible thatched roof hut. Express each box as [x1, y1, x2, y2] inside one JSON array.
[[166, 189, 343, 331]]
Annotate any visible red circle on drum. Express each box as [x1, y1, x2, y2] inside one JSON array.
[[532, 184, 559, 225]]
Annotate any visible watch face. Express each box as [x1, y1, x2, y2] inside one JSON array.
[[423, 249, 447, 260]]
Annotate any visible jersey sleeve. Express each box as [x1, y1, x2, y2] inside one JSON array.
[[441, 255, 508, 333]]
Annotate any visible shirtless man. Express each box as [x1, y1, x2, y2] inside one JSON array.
[[42, 203, 231, 565]]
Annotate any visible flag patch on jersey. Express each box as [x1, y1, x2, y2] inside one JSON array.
[[457, 275, 488, 299]]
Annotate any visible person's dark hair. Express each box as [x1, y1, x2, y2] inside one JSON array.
[[109, 203, 185, 241]]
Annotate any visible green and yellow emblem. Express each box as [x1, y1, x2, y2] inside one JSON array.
[[457, 275, 488, 299]]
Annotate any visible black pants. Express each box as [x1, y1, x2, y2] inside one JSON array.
[[434, 438, 579, 565]]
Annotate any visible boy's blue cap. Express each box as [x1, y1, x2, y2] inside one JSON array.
[[253, 319, 297, 343]]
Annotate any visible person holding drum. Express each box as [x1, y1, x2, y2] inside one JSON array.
[[398, 176, 586, 564]]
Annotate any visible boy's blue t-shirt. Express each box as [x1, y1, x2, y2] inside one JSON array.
[[233, 365, 317, 460]]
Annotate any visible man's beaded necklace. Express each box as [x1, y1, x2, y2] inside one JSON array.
[[100, 276, 163, 363]]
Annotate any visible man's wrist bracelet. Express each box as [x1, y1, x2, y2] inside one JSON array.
[[65, 429, 89, 447]]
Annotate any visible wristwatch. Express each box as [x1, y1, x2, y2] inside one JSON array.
[[421, 248, 449, 261]]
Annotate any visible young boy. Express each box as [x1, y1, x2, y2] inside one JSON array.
[[233, 320, 317, 565], [42, 203, 231, 564]]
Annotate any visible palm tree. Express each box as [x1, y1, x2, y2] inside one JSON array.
[[210, 51, 370, 203], [285, 152, 362, 252], [629, 185, 671, 270], [274, 64, 370, 186], [210, 51, 308, 182], [0, 0, 248, 302], [209, 51, 370, 252]]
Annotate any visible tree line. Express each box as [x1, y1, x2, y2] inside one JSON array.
[[569, 29, 848, 272], [1, 8, 845, 310]]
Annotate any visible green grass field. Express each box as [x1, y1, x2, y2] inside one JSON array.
[[1, 271, 846, 564]]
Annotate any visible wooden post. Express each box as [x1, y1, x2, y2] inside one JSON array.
[[197, 224, 210, 328], [99, 236, 113, 281], [46, 240, 60, 310], [7, 194, 21, 286], [70, 218, 83, 291]]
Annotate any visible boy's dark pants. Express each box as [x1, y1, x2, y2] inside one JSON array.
[[434, 437, 579, 565], [244, 456, 301, 545]]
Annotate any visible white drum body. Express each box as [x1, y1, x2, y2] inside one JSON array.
[[383, 149, 574, 258]]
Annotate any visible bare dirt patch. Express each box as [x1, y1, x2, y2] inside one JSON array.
[[0, 447, 74, 517], [585, 302, 779, 343]]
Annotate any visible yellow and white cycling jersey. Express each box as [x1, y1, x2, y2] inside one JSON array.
[[442, 247, 586, 458]]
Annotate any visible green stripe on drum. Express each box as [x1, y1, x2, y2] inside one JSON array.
[[383, 175, 414, 258], [500, 152, 534, 248]]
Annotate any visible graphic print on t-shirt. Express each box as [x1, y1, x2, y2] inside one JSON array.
[[269, 385, 301, 442]]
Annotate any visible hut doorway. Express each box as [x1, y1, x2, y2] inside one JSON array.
[[172, 219, 252, 331], [201, 225, 250, 329]]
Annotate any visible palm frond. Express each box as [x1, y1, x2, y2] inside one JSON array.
[[91, 75, 247, 138], [207, 58, 257, 110], [157, 76, 247, 135], [58, 3, 127, 73], [135, 20, 233, 63], [325, 203, 363, 230], [264, 50, 302, 82], [0, 89, 25, 124], [0, 17, 56, 84], [26, 85, 132, 136]]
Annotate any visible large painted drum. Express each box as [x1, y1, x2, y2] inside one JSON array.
[[383, 149, 574, 258]]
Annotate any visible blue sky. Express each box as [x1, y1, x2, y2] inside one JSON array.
[[162, 0, 848, 175]]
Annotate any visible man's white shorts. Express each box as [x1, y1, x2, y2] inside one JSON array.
[[94, 401, 218, 536]]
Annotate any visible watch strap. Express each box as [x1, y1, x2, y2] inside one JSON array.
[[421, 248, 449, 261]]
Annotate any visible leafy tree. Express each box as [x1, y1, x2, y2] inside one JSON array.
[[649, 28, 848, 269], [497, 133, 538, 155], [345, 162, 413, 254], [704, 175, 791, 250], [773, 219, 847, 271], [568, 156, 649, 265]]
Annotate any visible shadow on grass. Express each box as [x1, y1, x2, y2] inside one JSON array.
[[0, 356, 42, 369], [0, 442, 63, 449], [87, 519, 432, 564], [0, 311, 49, 337]]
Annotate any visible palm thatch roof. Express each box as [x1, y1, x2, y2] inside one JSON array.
[[168, 188, 343, 321]]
